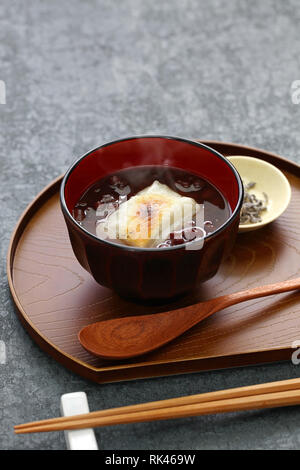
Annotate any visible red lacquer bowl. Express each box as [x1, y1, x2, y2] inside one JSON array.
[[60, 136, 243, 300]]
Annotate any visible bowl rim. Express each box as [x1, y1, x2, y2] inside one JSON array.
[[60, 134, 244, 252]]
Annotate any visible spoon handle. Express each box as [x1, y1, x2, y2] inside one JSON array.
[[217, 277, 300, 311]]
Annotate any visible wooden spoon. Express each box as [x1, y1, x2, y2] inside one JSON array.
[[78, 278, 300, 360]]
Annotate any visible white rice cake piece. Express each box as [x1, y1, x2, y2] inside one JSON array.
[[96, 180, 202, 248]]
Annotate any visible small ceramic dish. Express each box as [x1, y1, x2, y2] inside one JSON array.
[[227, 156, 291, 233]]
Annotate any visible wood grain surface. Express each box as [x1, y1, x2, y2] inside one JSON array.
[[7, 142, 300, 383]]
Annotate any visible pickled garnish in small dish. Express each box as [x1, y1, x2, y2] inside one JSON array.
[[227, 155, 291, 233], [240, 181, 268, 225]]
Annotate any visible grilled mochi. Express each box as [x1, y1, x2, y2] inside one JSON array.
[[96, 180, 202, 248]]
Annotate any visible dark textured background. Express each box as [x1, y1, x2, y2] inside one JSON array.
[[1, 0, 300, 450]]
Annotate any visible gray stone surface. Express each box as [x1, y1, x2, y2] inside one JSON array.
[[1, 0, 300, 450]]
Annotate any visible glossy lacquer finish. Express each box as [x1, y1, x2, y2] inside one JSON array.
[[60, 136, 243, 300], [79, 277, 300, 359]]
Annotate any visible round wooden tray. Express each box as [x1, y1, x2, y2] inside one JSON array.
[[7, 141, 300, 383]]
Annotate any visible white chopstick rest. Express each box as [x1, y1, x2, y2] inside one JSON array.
[[60, 392, 98, 450]]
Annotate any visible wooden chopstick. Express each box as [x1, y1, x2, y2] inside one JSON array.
[[14, 377, 300, 434]]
